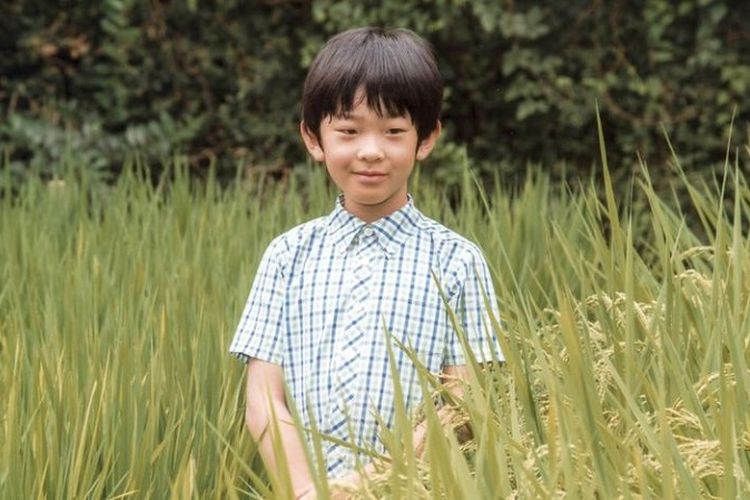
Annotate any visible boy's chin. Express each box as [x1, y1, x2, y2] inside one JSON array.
[[344, 190, 396, 205], [342, 191, 408, 213]]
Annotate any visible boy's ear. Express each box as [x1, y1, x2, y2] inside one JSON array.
[[416, 121, 442, 161], [300, 122, 325, 162]]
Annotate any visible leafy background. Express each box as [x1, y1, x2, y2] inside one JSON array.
[[1, 0, 749, 187]]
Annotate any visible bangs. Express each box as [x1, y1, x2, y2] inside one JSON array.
[[328, 42, 420, 119], [302, 27, 442, 142]]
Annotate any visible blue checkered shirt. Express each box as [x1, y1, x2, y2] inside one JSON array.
[[229, 195, 503, 477]]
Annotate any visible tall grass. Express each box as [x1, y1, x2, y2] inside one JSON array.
[[1, 151, 749, 498]]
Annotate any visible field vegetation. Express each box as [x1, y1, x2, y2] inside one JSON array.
[[1, 137, 750, 497]]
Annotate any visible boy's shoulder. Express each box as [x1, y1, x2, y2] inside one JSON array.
[[413, 212, 490, 270], [263, 215, 329, 257], [424, 217, 494, 279]]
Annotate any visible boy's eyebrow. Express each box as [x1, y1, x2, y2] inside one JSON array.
[[333, 111, 410, 121]]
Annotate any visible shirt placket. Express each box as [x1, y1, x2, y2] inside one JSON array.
[[329, 226, 379, 444]]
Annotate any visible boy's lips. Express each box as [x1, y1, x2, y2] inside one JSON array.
[[354, 171, 387, 177], [352, 171, 388, 185]]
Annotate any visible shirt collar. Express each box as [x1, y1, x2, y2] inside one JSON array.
[[325, 194, 422, 256]]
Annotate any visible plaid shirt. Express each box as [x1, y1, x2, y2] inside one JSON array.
[[229, 195, 503, 477]]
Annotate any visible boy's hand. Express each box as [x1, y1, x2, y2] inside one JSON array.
[[328, 469, 366, 499], [328, 478, 359, 499], [294, 483, 316, 499]]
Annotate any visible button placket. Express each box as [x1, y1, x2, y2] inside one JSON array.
[[332, 225, 376, 424]]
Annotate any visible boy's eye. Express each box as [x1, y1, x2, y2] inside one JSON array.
[[337, 128, 357, 135], [386, 128, 406, 135]]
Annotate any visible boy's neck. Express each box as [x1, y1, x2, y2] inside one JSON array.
[[340, 193, 410, 223]]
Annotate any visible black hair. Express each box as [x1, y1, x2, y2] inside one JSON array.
[[301, 27, 442, 144]]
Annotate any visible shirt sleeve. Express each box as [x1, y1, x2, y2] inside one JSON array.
[[444, 244, 504, 366], [228, 237, 287, 365]]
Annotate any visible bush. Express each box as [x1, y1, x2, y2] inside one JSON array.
[[2, 0, 749, 186]]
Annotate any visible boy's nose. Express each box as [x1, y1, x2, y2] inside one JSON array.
[[356, 139, 385, 162]]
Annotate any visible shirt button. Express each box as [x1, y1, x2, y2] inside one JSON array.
[[363, 227, 374, 238]]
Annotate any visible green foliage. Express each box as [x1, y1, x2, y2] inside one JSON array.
[[1, 0, 749, 185], [2, 150, 750, 496], [2, 110, 202, 181]]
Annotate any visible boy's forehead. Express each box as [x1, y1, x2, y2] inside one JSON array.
[[331, 95, 411, 120]]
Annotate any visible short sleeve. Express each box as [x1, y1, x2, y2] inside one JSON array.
[[444, 245, 504, 366], [228, 238, 287, 365]]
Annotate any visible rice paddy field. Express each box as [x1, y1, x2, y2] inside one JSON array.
[[1, 144, 749, 498]]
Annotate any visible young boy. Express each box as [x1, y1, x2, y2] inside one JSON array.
[[229, 27, 503, 498]]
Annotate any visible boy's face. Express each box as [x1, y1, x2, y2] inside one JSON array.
[[301, 91, 440, 222]]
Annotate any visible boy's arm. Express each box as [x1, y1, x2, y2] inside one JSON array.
[[245, 359, 314, 498]]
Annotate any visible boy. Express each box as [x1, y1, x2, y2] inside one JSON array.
[[229, 27, 503, 498]]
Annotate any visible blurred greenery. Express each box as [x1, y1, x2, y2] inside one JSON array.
[[1, 0, 749, 189]]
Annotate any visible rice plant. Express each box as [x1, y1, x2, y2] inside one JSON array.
[[1, 147, 749, 498]]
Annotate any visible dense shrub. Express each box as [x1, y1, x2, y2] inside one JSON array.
[[1, 0, 749, 185]]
